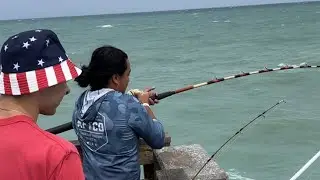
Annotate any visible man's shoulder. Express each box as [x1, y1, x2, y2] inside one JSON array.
[[16, 116, 79, 156], [40, 130, 79, 155], [3, 115, 80, 167]]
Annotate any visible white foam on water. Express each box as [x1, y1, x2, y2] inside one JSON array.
[[137, 26, 157, 31], [277, 62, 307, 67], [96, 24, 113, 28], [277, 63, 288, 67], [227, 169, 256, 180]]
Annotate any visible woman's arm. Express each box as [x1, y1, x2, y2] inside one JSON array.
[[127, 97, 165, 149]]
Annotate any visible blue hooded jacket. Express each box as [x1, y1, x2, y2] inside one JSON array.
[[72, 88, 165, 180]]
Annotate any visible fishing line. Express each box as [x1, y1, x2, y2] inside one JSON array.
[[191, 100, 286, 180], [46, 62, 317, 134]]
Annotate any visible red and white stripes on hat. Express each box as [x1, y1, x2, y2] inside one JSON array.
[[0, 59, 82, 95]]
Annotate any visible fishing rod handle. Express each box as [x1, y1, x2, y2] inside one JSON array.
[[154, 91, 175, 100]]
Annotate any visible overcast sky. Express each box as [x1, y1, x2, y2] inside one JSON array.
[[0, 0, 317, 20]]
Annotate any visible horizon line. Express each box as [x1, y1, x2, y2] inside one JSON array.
[[0, 0, 318, 21]]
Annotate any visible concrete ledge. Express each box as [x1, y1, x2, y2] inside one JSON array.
[[154, 144, 228, 180]]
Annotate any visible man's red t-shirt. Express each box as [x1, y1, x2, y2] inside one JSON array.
[[0, 115, 85, 180]]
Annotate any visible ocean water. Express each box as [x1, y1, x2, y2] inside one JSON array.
[[1, 1, 320, 179]]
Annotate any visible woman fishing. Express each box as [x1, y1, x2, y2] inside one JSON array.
[[72, 45, 165, 180]]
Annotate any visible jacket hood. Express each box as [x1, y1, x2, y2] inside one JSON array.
[[74, 88, 114, 122]]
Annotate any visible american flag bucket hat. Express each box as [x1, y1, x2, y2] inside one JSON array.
[[0, 29, 82, 95]]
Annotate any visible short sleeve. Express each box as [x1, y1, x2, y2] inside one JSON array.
[[52, 152, 85, 180]]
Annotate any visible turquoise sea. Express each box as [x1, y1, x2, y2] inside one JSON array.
[[1, 1, 320, 179]]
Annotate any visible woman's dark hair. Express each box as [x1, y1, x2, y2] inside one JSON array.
[[75, 45, 128, 91]]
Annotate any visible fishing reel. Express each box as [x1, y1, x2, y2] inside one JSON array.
[[127, 89, 143, 97], [127, 88, 161, 100]]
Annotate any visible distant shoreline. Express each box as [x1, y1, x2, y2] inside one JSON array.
[[1, 0, 319, 21]]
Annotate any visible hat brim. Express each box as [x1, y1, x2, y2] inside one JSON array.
[[0, 59, 82, 95]]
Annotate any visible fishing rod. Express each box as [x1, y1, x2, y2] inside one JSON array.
[[155, 62, 319, 100], [191, 100, 286, 180], [289, 150, 320, 180], [46, 62, 317, 134]]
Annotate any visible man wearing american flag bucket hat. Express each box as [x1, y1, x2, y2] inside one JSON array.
[[0, 29, 85, 179]]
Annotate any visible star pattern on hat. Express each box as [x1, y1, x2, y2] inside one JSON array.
[[38, 59, 45, 67], [58, 56, 64, 62], [29, 37, 37, 42], [22, 41, 30, 49], [1, 32, 68, 71], [4, 44, 8, 52], [13, 63, 20, 71]]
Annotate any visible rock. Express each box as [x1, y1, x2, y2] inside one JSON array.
[[154, 144, 228, 180], [156, 168, 190, 180]]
